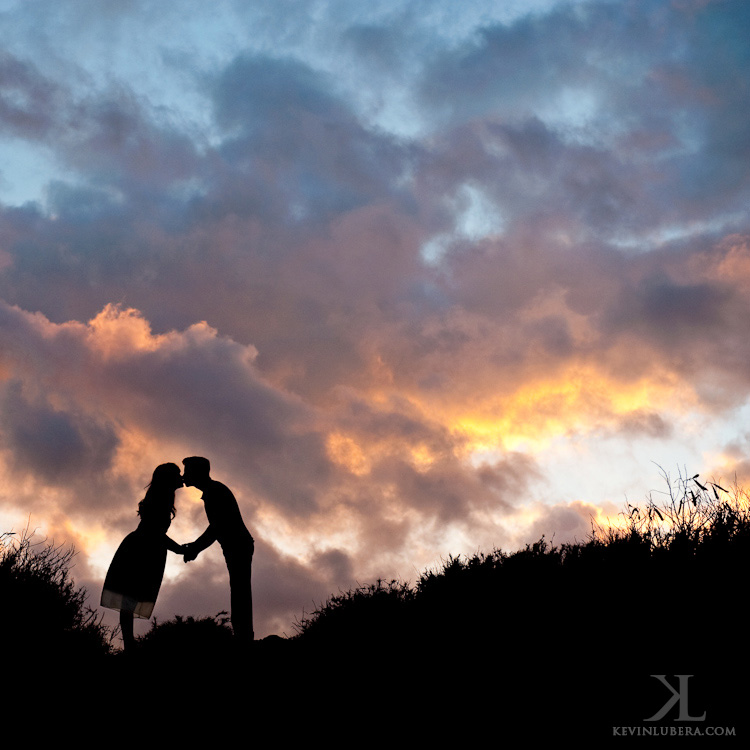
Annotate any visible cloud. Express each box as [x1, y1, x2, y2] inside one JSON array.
[[0, 52, 61, 139], [0, 299, 547, 633], [0, 378, 119, 484], [524, 500, 606, 547], [0, 301, 330, 513]]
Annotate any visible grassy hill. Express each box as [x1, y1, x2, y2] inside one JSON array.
[[0, 529, 113, 666], [294, 469, 748, 662], [3, 468, 747, 735]]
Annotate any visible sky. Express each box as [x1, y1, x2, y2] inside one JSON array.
[[2, 0, 750, 641]]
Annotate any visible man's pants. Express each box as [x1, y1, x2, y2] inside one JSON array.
[[224, 546, 254, 642]]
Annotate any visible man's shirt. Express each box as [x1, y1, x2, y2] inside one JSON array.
[[194, 480, 254, 554]]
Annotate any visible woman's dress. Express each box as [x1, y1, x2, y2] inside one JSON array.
[[101, 503, 179, 619]]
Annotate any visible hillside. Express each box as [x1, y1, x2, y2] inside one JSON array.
[[2, 469, 747, 736], [295, 470, 748, 660]]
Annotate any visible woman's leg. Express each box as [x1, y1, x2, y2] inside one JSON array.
[[120, 610, 135, 651]]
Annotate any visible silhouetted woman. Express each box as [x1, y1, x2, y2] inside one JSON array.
[[101, 463, 186, 651]]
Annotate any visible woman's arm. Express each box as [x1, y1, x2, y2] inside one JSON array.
[[165, 535, 185, 554]]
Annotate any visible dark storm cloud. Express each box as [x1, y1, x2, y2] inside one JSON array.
[[1, 0, 748, 448], [0, 298, 537, 538], [414, 0, 750, 238], [207, 52, 413, 223], [370, 451, 533, 522], [0, 48, 200, 189], [0, 53, 60, 138], [64, 95, 201, 193], [419, 8, 591, 122], [0, 300, 333, 518], [414, 0, 694, 138], [0, 378, 119, 484], [0, 48, 421, 341], [611, 274, 726, 340], [586, 234, 750, 403]]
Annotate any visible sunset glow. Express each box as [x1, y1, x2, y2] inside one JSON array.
[[2, 0, 750, 641]]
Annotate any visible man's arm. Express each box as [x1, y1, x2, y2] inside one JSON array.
[[183, 526, 217, 562]]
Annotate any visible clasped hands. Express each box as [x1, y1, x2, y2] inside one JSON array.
[[180, 542, 199, 563]]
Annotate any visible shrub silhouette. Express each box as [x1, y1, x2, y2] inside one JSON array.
[[292, 467, 750, 674], [293, 578, 416, 646], [4, 466, 748, 694], [0, 528, 113, 665], [3, 468, 747, 735], [135, 612, 236, 660]]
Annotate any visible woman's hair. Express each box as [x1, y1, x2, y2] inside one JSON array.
[[138, 462, 181, 519]]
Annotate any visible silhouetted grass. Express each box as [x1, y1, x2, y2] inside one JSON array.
[[134, 612, 236, 661], [1, 527, 114, 665], [4, 467, 748, 693], [292, 467, 750, 676], [4, 469, 749, 736]]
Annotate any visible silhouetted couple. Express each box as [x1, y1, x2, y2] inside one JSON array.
[[101, 457, 254, 652]]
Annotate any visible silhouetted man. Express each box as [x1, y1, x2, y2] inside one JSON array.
[[182, 456, 255, 643]]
